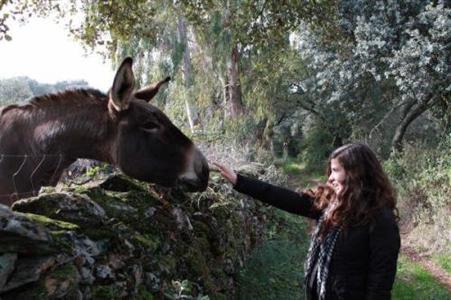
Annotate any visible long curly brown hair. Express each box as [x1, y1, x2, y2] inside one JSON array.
[[310, 143, 398, 237]]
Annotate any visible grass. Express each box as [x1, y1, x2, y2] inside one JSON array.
[[280, 159, 304, 175], [277, 157, 326, 189], [239, 243, 451, 300], [238, 217, 451, 300], [433, 254, 451, 275], [237, 210, 310, 300], [393, 255, 451, 299]]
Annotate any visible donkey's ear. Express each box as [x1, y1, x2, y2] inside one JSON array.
[[109, 57, 135, 111], [134, 76, 170, 102]]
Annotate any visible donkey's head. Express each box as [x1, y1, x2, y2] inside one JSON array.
[[108, 57, 208, 191]]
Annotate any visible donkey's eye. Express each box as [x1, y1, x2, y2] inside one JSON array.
[[141, 121, 159, 131]]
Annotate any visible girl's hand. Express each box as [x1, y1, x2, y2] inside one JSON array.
[[212, 162, 237, 185]]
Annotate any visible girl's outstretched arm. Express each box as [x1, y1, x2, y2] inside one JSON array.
[[213, 162, 320, 219]]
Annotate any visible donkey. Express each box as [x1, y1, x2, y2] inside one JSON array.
[[0, 57, 209, 206]]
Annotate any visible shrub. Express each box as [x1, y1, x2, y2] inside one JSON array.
[[298, 125, 334, 172], [385, 134, 451, 255]]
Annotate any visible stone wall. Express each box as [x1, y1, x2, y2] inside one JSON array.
[[0, 173, 267, 299]]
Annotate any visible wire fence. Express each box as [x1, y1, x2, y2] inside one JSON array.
[[0, 153, 64, 201]]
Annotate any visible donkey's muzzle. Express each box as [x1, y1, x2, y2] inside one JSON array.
[[178, 147, 209, 192]]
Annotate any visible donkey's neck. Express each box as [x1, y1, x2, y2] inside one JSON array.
[[31, 96, 116, 164], [0, 92, 119, 205]]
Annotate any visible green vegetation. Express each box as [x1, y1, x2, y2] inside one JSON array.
[[91, 285, 119, 300], [238, 209, 310, 299], [136, 286, 155, 300], [386, 136, 451, 255], [0, 1, 449, 298], [23, 213, 79, 231], [433, 255, 451, 275], [269, 165, 451, 299], [239, 208, 451, 300], [277, 158, 304, 176], [393, 256, 451, 299], [49, 263, 79, 280], [278, 158, 326, 191], [298, 125, 335, 172], [0, 77, 88, 105]]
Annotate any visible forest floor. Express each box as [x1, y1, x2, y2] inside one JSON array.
[[281, 162, 451, 298], [401, 244, 451, 292]]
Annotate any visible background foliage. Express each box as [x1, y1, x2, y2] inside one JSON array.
[[1, 0, 450, 298]]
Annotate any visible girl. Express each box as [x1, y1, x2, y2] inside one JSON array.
[[214, 143, 400, 299]]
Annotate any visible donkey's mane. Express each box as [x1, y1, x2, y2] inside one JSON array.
[[29, 88, 107, 107], [0, 89, 108, 118]]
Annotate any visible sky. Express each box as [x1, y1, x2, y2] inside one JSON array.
[[0, 17, 114, 91]]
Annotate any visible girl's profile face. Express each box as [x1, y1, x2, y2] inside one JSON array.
[[328, 158, 346, 195]]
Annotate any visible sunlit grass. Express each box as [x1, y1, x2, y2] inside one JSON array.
[[276, 157, 326, 188], [393, 255, 451, 299], [282, 160, 303, 175], [433, 254, 451, 275]]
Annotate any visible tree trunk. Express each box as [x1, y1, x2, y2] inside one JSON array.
[[263, 119, 274, 153], [391, 99, 434, 154], [178, 17, 192, 86], [218, 74, 228, 108], [332, 134, 343, 148], [178, 17, 196, 133], [227, 44, 244, 118]]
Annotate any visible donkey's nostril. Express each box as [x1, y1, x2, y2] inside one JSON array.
[[193, 149, 209, 190], [202, 163, 209, 178], [177, 147, 209, 192]]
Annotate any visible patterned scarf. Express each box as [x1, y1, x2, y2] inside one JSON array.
[[304, 214, 342, 300]]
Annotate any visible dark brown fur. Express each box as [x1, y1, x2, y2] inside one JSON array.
[[0, 58, 208, 206]]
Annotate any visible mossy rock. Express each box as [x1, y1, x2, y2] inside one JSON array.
[[79, 187, 162, 234], [98, 174, 148, 192], [1, 282, 48, 300], [0, 210, 57, 255], [81, 188, 138, 219], [91, 284, 120, 299], [210, 292, 228, 300], [81, 225, 117, 241], [43, 263, 81, 298], [22, 213, 79, 231], [0, 261, 80, 299], [12, 192, 106, 228], [1, 166, 274, 299], [132, 233, 161, 253], [136, 285, 155, 300]]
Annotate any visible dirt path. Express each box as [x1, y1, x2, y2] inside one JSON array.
[[401, 245, 451, 292]]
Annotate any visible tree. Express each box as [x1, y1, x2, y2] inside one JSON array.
[[291, 0, 450, 155], [384, 3, 450, 152], [0, 77, 89, 105], [0, 77, 33, 105], [180, 0, 337, 119], [1, 0, 59, 41]]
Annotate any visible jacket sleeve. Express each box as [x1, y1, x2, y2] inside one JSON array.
[[233, 174, 321, 219], [366, 208, 401, 300]]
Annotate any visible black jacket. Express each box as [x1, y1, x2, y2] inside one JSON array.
[[234, 174, 400, 300]]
